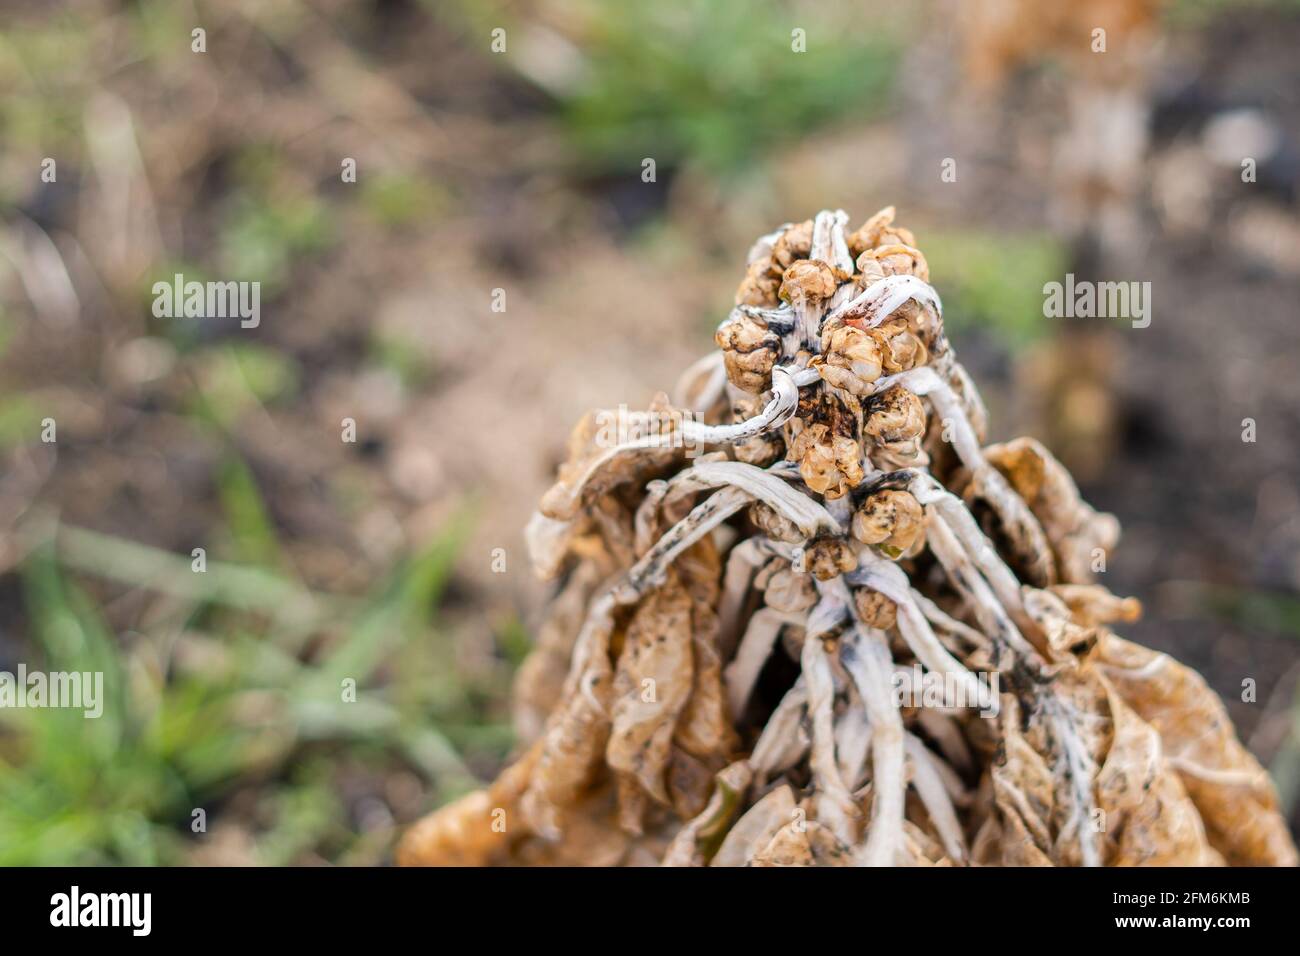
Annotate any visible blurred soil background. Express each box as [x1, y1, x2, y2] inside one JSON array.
[[1, 0, 1299, 863]]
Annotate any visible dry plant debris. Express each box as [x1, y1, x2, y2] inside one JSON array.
[[399, 208, 1298, 867]]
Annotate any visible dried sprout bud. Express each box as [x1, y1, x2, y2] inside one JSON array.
[[771, 220, 813, 270], [791, 427, 864, 499], [864, 384, 927, 445], [851, 488, 924, 557], [854, 250, 887, 281], [786, 388, 865, 499], [839, 275, 938, 365], [878, 225, 917, 248], [907, 301, 946, 355], [779, 259, 838, 306], [872, 437, 927, 472], [757, 560, 818, 612], [735, 258, 781, 307], [853, 256, 887, 290], [733, 435, 784, 467], [815, 323, 883, 396], [859, 243, 930, 282], [805, 535, 858, 581], [847, 206, 897, 258], [873, 316, 929, 373], [852, 586, 898, 630], [716, 312, 781, 393], [749, 501, 804, 544]]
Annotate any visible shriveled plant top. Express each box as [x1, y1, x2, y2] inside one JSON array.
[[400, 208, 1297, 867]]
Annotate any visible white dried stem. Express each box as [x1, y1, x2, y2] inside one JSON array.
[[835, 703, 874, 792], [633, 458, 836, 579], [633, 479, 674, 556], [690, 459, 841, 537], [680, 365, 818, 445], [749, 678, 809, 782], [806, 583, 851, 637], [725, 605, 806, 718], [915, 479, 1029, 614], [633, 468, 719, 554], [826, 279, 859, 314], [839, 624, 906, 867], [911, 589, 992, 654], [850, 553, 994, 710], [793, 301, 825, 354], [621, 486, 751, 599], [734, 303, 796, 335], [899, 369, 1056, 588], [810, 208, 855, 275], [810, 209, 837, 264], [911, 468, 1044, 634], [944, 358, 989, 441], [716, 536, 777, 656], [1043, 693, 1102, 868], [829, 209, 855, 274], [801, 604, 860, 847], [904, 732, 968, 864], [922, 507, 1042, 664], [824, 274, 943, 329], [823, 492, 854, 529]]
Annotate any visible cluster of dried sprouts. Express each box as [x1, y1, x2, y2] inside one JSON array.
[[399, 208, 1297, 867]]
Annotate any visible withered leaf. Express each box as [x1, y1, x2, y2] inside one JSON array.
[[712, 784, 798, 867], [751, 820, 815, 867], [984, 437, 1120, 584], [607, 572, 695, 805], [1093, 634, 1298, 866], [990, 695, 1057, 866], [540, 403, 681, 520], [1095, 677, 1221, 865], [662, 761, 752, 867]]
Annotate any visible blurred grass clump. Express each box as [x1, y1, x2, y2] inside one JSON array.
[[216, 145, 338, 295], [560, 1, 899, 172], [445, 0, 901, 174], [0, 512, 512, 866]]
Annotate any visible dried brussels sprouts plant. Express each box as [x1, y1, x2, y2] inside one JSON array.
[[399, 208, 1298, 867]]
